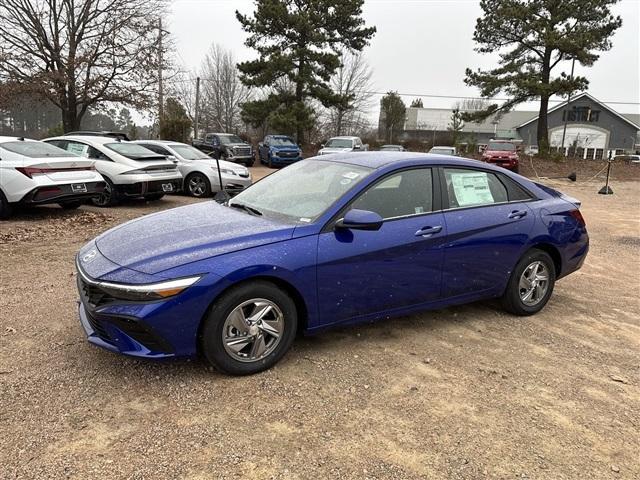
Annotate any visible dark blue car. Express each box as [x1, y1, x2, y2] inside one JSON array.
[[258, 135, 303, 167], [76, 153, 588, 375]]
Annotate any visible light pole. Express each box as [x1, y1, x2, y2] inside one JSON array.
[[560, 57, 576, 156]]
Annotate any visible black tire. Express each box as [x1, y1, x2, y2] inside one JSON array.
[[245, 156, 255, 167], [91, 177, 119, 207], [267, 154, 273, 168], [58, 200, 82, 210], [513, 165, 520, 174], [0, 190, 13, 219], [501, 249, 556, 316], [200, 281, 298, 375], [185, 172, 212, 198], [144, 193, 165, 201]]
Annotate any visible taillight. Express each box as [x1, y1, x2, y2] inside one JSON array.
[[16, 166, 95, 178], [568, 209, 586, 227]]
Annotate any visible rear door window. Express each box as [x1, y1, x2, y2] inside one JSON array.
[[443, 168, 508, 208]]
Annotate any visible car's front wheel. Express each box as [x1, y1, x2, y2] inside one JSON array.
[[186, 172, 211, 198], [201, 281, 298, 375], [501, 249, 555, 315]]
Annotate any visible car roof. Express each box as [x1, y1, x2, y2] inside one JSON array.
[[0, 136, 37, 143], [47, 135, 121, 145], [133, 139, 179, 145], [315, 152, 488, 169], [329, 136, 359, 140], [432, 146, 454, 149]]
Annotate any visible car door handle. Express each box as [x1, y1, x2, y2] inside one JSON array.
[[415, 225, 442, 237], [508, 210, 528, 219]]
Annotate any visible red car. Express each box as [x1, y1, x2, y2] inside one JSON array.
[[481, 140, 519, 173]]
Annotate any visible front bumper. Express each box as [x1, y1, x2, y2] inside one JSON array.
[[271, 154, 303, 165], [483, 157, 519, 170]]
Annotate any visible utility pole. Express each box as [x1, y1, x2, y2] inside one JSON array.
[[194, 77, 201, 141], [560, 57, 576, 156], [158, 19, 164, 139]]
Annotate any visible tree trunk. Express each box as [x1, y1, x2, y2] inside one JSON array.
[[537, 47, 552, 154]]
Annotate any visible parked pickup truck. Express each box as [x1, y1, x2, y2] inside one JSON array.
[[192, 133, 255, 167], [258, 135, 303, 168], [317, 136, 368, 155]]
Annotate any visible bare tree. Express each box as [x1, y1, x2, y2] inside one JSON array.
[[328, 50, 374, 136], [455, 98, 489, 113], [200, 44, 252, 133], [0, 0, 168, 132]]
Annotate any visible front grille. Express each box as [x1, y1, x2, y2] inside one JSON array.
[[78, 275, 116, 308], [233, 146, 252, 156], [277, 151, 298, 158]]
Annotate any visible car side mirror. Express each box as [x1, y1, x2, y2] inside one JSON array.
[[258, 142, 264, 147], [167, 155, 178, 163], [336, 209, 383, 231], [320, 144, 325, 149], [353, 145, 361, 150]]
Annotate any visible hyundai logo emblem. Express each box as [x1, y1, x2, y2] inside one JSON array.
[[82, 249, 97, 263]]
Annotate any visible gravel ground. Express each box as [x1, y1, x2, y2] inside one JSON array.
[[0, 166, 638, 480]]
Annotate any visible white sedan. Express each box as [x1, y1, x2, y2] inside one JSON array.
[[133, 140, 252, 198], [44, 135, 183, 207], [0, 136, 105, 219]]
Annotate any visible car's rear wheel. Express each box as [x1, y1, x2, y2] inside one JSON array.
[[0, 190, 13, 219], [501, 249, 555, 316], [144, 193, 165, 201], [201, 281, 297, 375], [91, 177, 119, 207], [59, 200, 82, 210], [186, 172, 211, 198]]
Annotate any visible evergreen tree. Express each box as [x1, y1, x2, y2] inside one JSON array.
[[464, 0, 622, 152], [380, 91, 406, 143], [236, 0, 376, 143], [410, 98, 424, 108], [160, 98, 192, 143]]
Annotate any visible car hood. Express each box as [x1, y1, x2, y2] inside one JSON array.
[[319, 147, 353, 154], [270, 145, 300, 152], [94, 202, 296, 275], [484, 150, 517, 156]]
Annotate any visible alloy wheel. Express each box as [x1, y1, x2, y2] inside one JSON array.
[[518, 261, 549, 306], [188, 174, 208, 197], [93, 181, 112, 206], [222, 298, 284, 363]]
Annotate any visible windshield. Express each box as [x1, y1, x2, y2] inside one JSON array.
[[229, 160, 372, 222], [219, 135, 244, 145], [325, 138, 354, 148], [170, 144, 209, 160], [106, 143, 164, 159], [0, 141, 77, 158], [487, 142, 516, 152], [269, 137, 297, 147]]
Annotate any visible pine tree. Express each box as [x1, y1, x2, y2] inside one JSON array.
[[465, 0, 622, 152], [410, 98, 424, 108], [381, 92, 406, 143], [236, 0, 375, 144]]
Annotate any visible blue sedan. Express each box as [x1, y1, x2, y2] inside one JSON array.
[[76, 153, 589, 375]]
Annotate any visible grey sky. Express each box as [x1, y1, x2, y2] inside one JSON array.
[[168, 0, 640, 117]]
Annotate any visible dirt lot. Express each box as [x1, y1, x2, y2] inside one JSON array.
[[1, 166, 639, 480]]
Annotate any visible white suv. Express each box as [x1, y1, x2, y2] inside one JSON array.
[[44, 135, 182, 207], [0, 136, 105, 219], [133, 140, 253, 198]]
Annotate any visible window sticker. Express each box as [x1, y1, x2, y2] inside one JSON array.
[[67, 143, 88, 157], [299, 217, 311, 223], [450, 172, 494, 206], [340, 178, 352, 185]]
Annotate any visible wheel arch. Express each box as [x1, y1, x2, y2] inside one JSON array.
[[529, 242, 562, 278], [196, 274, 310, 352]]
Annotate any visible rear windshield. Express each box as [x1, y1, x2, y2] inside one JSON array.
[[0, 141, 76, 158], [487, 142, 516, 151], [170, 144, 210, 160], [105, 143, 165, 160]]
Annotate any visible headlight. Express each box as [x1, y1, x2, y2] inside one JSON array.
[[96, 276, 202, 301], [216, 167, 236, 175]]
